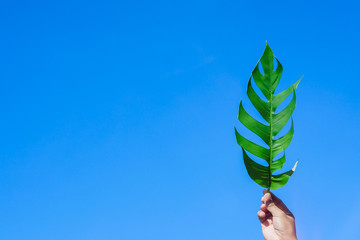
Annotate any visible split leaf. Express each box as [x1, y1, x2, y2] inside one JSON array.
[[235, 43, 301, 190]]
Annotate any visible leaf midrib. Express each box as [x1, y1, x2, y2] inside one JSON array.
[[268, 90, 273, 190]]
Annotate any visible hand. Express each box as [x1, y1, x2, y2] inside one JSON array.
[[257, 189, 297, 240]]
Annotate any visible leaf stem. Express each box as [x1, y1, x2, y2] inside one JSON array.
[[268, 90, 273, 190]]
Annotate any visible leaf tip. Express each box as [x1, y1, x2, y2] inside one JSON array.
[[292, 161, 299, 172], [262, 42, 274, 58]]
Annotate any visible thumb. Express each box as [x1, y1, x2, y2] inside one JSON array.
[[263, 190, 288, 217]]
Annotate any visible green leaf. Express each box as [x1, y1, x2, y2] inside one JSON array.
[[247, 79, 270, 123], [235, 128, 269, 161], [242, 149, 269, 188], [234, 42, 301, 190], [238, 101, 270, 145]]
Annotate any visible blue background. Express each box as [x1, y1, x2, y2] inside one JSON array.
[[1, 0, 359, 239]]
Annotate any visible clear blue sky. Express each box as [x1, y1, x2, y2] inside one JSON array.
[[1, 0, 359, 239]]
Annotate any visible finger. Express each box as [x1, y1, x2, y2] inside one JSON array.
[[257, 210, 267, 223], [263, 192, 284, 217], [257, 210, 266, 218], [261, 218, 272, 227], [261, 189, 269, 203], [257, 210, 271, 223], [260, 203, 267, 211]]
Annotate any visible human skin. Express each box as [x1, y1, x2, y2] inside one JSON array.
[[257, 190, 297, 240]]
